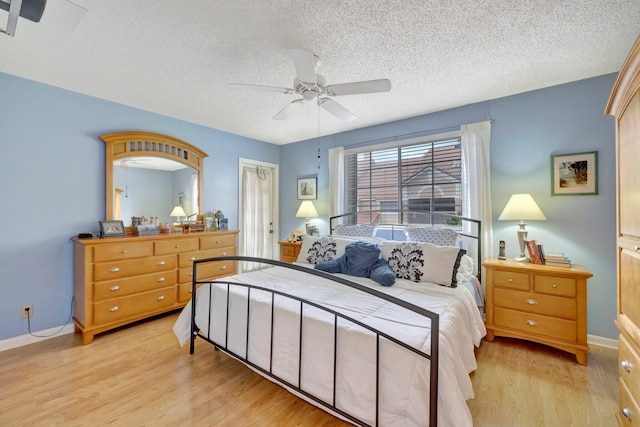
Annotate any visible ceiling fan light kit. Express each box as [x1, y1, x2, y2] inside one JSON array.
[[229, 48, 391, 122]]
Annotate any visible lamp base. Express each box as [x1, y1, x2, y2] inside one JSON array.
[[513, 255, 529, 262]]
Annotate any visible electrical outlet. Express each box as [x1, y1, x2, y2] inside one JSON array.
[[21, 305, 33, 319]]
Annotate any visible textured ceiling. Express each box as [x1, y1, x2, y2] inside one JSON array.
[[1, 0, 639, 145]]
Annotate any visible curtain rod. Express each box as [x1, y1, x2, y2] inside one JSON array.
[[344, 125, 461, 151]]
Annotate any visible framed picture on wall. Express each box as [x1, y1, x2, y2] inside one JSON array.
[[98, 220, 126, 237], [551, 151, 598, 195], [297, 177, 317, 200]]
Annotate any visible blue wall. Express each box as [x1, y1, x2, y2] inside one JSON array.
[[0, 72, 280, 341], [0, 71, 618, 342], [280, 74, 617, 340]]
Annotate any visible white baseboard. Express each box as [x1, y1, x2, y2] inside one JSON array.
[[588, 334, 618, 350], [0, 324, 75, 353]]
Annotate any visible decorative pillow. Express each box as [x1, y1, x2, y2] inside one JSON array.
[[334, 224, 377, 238], [297, 236, 339, 264], [381, 241, 466, 287], [405, 227, 459, 247], [456, 254, 475, 283]]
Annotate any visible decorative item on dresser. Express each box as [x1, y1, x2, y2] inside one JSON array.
[[278, 240, 301, 263], [483, 257, 592, 365], [73, 230, 238, 344], [605, 34, 640, 426]]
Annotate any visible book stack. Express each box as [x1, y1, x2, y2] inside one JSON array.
[[525, 240, 545, 264], [545, 252, 571, 268]]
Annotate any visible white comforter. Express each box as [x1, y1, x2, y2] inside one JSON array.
[[173, 264, 485, 426]]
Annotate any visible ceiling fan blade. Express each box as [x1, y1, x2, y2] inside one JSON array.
[[318, 98, 357, 122], [228, 83, 294, 94], [325, 79, 391, 96], [289, 49, 317, 85], [273, 99, 305, 120]]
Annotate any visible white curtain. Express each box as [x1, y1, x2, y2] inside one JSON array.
[[461, 121, 493, 283], [328, 146, 344, 230], [241, 165, 273, 271]]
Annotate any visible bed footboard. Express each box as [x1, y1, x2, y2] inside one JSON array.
[[189, 256, 439, 427]]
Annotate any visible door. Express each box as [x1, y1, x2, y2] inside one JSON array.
[[238, 158, 279, 271]]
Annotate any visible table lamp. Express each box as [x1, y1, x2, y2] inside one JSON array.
[[170, 205, 187, 224], [296, 200, 318, 234], [498, 194, 546, 262]]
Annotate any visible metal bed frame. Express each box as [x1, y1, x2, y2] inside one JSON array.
[[189, 257, 440, 426]]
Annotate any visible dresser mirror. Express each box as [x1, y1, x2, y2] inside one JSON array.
[[101, 131, 208, 225]]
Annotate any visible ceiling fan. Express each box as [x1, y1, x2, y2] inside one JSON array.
[[228, 49, 391, 122]]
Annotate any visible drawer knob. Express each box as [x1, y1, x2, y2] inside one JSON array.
[[621, 360, 632, 372], [222, 252, 227, 256], [157, 277, 165, 282], [109, 306, 119, 312], [552, 283, 558, 288], [508, 278, 513, 282], [525, 299, 538, 305], [188, 272, 193, 277], [622, 407, 632, 420], [526, 320, 538, 327], [122, 250, 128, 254], [175, 244, 181, 248], [189, 256, 196, 261], [157, 295, 165, 301], [109, 285, 120, 291], [635, 245, 640, 252], [221, 265, 227, 270], [157, 261, 166, 265], [109, 267, 120, 273]]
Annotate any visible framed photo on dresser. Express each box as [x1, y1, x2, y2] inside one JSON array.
[[99, 220, 126, 237]]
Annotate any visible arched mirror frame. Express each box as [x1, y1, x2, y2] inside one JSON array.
[[101, 131, 208, 221]]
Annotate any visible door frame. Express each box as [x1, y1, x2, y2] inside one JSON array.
[[238, 157, 279, 259]]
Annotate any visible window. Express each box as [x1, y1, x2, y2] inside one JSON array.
[[344, 137, 462, 226]]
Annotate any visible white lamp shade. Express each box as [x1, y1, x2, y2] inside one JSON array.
[[295, 201, 318, 218], [498, 194, 546, 221], [170, 205, 187, 217]]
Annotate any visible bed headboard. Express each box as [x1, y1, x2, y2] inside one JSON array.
[[329, 210, 482, 280]]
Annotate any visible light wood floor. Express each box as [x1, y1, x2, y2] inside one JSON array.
[[0, 312, 618, 426]]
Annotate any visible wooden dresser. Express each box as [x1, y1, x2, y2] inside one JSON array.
[[278, 240, 302, 263], [483, 258, 592, 365], [73, 230, 238, 344], [606, 35, 640, 426]]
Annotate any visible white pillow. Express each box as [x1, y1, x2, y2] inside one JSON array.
[[405, 227, 459, 247], [456, 254, 475, 283], [380, 241, 466, 287], [334, 224, 377, 238], [296, 235, 372, 264]]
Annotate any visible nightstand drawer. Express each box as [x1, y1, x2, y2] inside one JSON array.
[[493, 270, 529, 290], [534, 275, 576, 297], [494, 308, 576, 342], [281, 245, 297, 257], [493, 288, 576, 320]]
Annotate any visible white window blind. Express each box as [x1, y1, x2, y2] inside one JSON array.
[[344, 136, 462, 225]]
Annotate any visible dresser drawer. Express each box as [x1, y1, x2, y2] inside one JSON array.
[[94, 271, 177, 300], [494, 307, 577, 342], [178, 247, 236, 268], [93, 241, 154, 262], [179, 260, 236, 283], [620, 334, 640, 404], [155, 238, 199, 255], [200, 234, 236, 250], [93, 255, 176, 281], [534, 274, 576, 297], [620, 378, 640, 427], [493, 270, 529, 291], [493, 288, 576, 320], [93, 287, 177, 324]]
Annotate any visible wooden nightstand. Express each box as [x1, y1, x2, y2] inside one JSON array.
[[482, 257, 592, 365], [278, 240, 301, 263]]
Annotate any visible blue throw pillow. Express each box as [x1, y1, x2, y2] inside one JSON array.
[[314, 241, 395, 286]]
